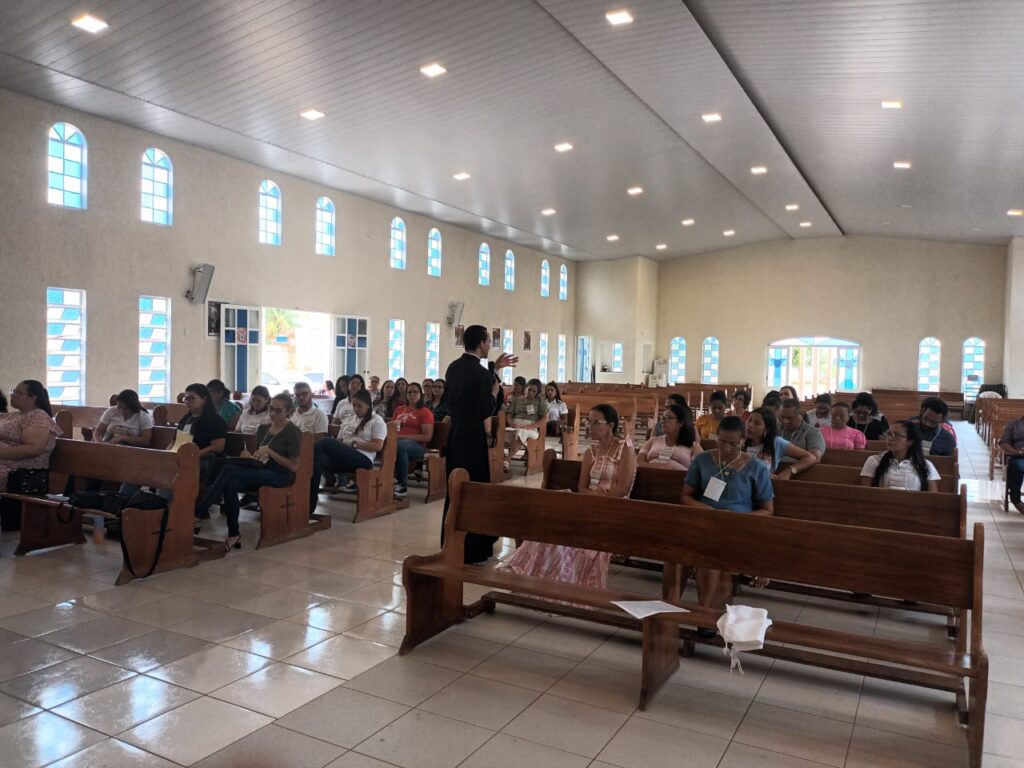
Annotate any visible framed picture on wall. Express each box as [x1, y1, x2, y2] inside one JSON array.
[[454, 324, 465, 347], [491, 327, 501, 347], [206, 300, 224, 338], [523, 330, 532, 351]]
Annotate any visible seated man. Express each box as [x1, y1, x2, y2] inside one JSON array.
[[999, 415, 1024, 514], [778, 399, 826, 462], [909, 396, 957, 456], [290, 382, 328, 439], [806, 393, 832, 429]]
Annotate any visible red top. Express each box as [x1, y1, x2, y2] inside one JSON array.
[[392, 405, 435, 437]]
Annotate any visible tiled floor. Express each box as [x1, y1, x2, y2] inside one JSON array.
[[0, 421, 1020, 766]]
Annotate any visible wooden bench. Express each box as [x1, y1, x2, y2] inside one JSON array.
[[413, 421, 450, 503], [330, 421, 409, 522], [795, 462, 959, 493], [821, 448, 957, 478], [399, 473, 987, 767], [488, 411, 509, 484], [152, 403, 189, 427], [53, 405, 110, 440], [0, 438, 223, 582], [559, 405, 581, 460]]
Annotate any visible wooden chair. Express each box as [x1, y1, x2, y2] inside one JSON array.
[[421, 421, 450, 503], [488, 411, 509, 484]]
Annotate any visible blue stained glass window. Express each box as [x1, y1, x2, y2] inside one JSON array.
[[47, 122, 87, 209], [46, 287, 86, 405], [768, 348, 787, 388], [540, 260, 550, 297], [425, 322, 440, 378], [478, 243, 490, 286], [838, 348, 859, 391], [390, 217, 406, 269], [612, 343, 624, 373], [539, 333, 549, 382], [559, 265, 568, 301], [502, 329, 514, 385], [141, 148, 173, 225], [557, 334, 567, 382], [918, 337, 940, 392], [427, 228, 442, 277], [962, 337, 985, 399], [702, 336, 720, 384], [315, 196, 335, 256], [388, 319, 405, 379], [258, 180, 281, 245], [669, 337, 686, 384], [139, 296, 171, 401], [504, 250, 515, 291]]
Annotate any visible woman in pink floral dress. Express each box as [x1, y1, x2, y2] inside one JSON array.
[[0, 381, 62, 491], [500, 404, 636, 589]]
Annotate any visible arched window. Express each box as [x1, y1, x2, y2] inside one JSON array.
[[767, 337, 860, 392], [47, 122, 87, 209], [559, 264, 568, 301], [540, 260, 550, 297], [612, 343, 624, 373], [557, 334, 567, 382], [962, 337, 985, 399], [141, 148, 172, 225], [425, 322, 440, 378], [389, 217, 406, 269], [388, 319, 405, 378], [918, 337, 940, 392], [539, 333, 549, 382], [478, 243, 490, 286], [669, 337, 686, 383], [701, 337, 720, 384], [502, 329, 514, 384], [258, 180, 281, 245], [427, 228, 442, 277], [315, 196, 335, 256], [504, 250, 515, 291]]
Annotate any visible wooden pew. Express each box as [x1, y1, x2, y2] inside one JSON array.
[[331, 422, 409, 522], [560, 405, 581, 460], [53, 405, 110, 440], [562, 394, 641, 441], [416, 421, 450, 503], [795, 462, 959, 493], [488, 411, 509, 484], [821, 448, 957, 477], [152, 403, 189, 426], [399, 473, 987, 767]]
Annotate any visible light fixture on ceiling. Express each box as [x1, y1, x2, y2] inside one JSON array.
[[681, 218, 695, 226], [723, 230, 735, 237], [452, 172, 471, 181], [881, 100, 903, 109], [606, 9, 634, 25], [71, 13, 107, 33], [1008, 209, 1024, 217], [899, 204, 913, 209], [554, 142, 574, 153], [799, 222, 812, 228], [541, 208, 556, 216], [750, 166, 767, 175], [971, 227, 983, 232], [420, 62, 447, 78], [701, 112, 722, 123], [655, 244, 667, 250], [893, 161, 912, 169], [785, 204, 799, 212], [627, 186, 643, 196], [299, 109, 325, 121], [606, 234, 620, 242]]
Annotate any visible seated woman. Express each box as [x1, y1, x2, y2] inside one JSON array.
[[696, 390, 728, 441], [744, 407, 817, 478], [807, 393, 832, 428], [177, 383, 228, 490], [0, 380, 61, 491], [374, 380, 399, 421], [544, 381, 569, 436], [236, 385, 272, 435], [207, 379, 241, 431], [394, 377, 409, 408], [500, 404, 636, 589], [779, 385, 800, 402], [332, 374, 365, 425], [310, 390, 387, 508], [848, 392, 889, 440], [820, 402, 867, 450], [731, 389, 751, 423], [329, 376, 350, 418], [196, 392, 302, 550], [429, 379, 451, 421], [392, 383, 435, 497], [504, 379, 546, 469], [639, 404, 701, 470], [94, 389, 154, 446], [859, 420, 940, 491], [683, 415, 775, 611], [421, 378, 435, 410]]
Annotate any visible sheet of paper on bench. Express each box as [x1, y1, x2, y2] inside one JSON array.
[[170, 431, 194, 453], [612, 600, 689, 619]]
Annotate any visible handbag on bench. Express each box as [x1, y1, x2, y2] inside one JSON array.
[[7, 469, 49, 496]]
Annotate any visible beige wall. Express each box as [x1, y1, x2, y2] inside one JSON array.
[[0, 88, 574, 401], [653, 237, 1006, 400], [1005, 237, 1024, 397]]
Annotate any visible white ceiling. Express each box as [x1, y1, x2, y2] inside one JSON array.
[[0, 0, 1019, 260]]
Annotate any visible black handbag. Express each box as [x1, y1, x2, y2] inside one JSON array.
[[7, 468, 49, 496], [118, 491, 170, 579]]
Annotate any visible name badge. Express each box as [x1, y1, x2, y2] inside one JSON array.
[[657, 447, 675, 463], [707, 432, 718, 441], [526, 405, 535, 415], [704, 476, 727, 502], [589, 468, 602, 488], [921, 440, 933, 454]]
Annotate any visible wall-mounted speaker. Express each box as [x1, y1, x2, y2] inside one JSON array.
[[186, 263, 215, 304]]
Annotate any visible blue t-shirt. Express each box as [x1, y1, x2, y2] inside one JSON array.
[[746, 436, 790, 473], [685, 450, 774, 512]]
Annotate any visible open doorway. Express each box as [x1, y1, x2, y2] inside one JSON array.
[[261, 308, 332, 395], [767, 336, 860, 395]]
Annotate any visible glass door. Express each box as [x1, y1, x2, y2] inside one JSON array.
[[220, 305, 261, 393], [334, 315, 369, 377]]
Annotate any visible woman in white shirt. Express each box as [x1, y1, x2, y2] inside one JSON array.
[[332, 374, 366, 425], [859, 420, 940, 491], [637, 404, 702, 471], [311, 390, 387, 510], [544, 382, 569, 436], [93, 389, 154, 447], [236, 385, 272, 434]]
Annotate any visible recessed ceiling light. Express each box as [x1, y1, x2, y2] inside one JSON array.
[[881, 100, 903, 109], [723, 230, 735, 237], [627, 186, 643, 196], [299, 108, 324, 121], [71, 13, 107, 33], [971, 227, 983, 232], [799, 222, 812, 228], [681, 218, 695, 226], [655, 244, 667, 250], [605, 9, 634, 25], [452, 172, 471, 181], [899, 204, 913, 209], [1009, 209, 1024, 217], [893, 161, 912, 169], [881, 221, 891, 225], [750, 166, 767, 175], [554, 142, 574, 153], [420, 62, 447, 78], [701, 112, 722, 123], [541, 208, 556, 216], [785, 204, 800, 212], [606, 234, 620, 242]]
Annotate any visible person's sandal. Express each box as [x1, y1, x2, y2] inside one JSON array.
[[224, 535, 242, 552]]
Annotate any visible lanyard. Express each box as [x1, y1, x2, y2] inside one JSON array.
[[715, 451, 743, 479]]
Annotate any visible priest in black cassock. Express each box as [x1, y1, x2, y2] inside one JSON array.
[[441, 324, 517, 563]]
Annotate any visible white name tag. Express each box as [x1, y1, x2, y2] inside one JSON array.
[[526, 405, 535, 415], [706, 432, 718, 441], [921, 440, 933, 454], [589, 468, 602, 488], [704, 476, 727, 502]]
